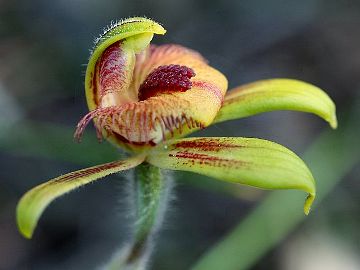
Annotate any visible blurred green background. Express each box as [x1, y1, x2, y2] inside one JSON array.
[[1, 0, 359, 269]]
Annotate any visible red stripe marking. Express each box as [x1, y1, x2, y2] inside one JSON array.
[[173, 138, 243, 152], [192, 81, 224, 104], [169, 151, 247, 168]]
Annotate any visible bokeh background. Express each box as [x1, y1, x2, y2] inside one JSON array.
[[1, 0, 359, 269]]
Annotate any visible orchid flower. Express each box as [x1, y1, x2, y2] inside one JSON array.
[[17, 16, 337, 252]]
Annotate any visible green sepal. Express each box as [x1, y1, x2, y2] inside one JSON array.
[[17, 155, 145, 239], [214, 79, 337, 129], [147, 137, 316, 214]]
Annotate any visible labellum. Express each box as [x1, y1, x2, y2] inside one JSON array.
[[75, 18, 228, 152]]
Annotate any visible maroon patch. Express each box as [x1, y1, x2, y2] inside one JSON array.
[[173, 138, 243, 152], [98, 41, 128, 98], [138, 64, 195, 101], [169, 152, 248, 168], [50, 160, 125, 185]]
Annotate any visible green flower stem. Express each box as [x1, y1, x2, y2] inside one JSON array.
[[126, 162, 172, 268]]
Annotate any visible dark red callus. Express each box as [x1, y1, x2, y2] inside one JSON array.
[[138, 64, 195, 101]]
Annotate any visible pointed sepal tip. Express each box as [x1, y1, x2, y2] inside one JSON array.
[[304, 193, 315, 215]]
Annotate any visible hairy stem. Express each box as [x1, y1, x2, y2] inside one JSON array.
[[128, 163, 172, 266], [104, 163, 172, 270]]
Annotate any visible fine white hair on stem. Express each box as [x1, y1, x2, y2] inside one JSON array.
[[98, 166, 176, 270]]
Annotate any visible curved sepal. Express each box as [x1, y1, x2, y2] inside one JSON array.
[[17, 155, 145, 239], [147, 137, 316, 214], [214, 79, 337, 128]]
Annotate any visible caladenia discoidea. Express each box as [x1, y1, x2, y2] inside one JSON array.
[[17, 17, 337, 268]]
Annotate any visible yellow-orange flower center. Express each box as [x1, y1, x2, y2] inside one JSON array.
[[76, 43, 228, 152]]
